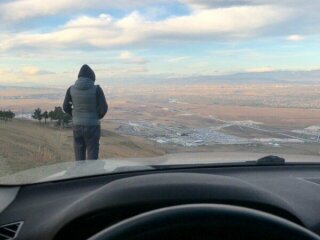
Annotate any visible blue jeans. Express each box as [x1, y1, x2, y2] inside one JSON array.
[[73, 125, 100, 160]]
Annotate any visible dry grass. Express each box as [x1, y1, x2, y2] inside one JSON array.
[[0, 119, 164, 176]]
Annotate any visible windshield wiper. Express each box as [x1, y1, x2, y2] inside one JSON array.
[[246, 155, 285, 165]]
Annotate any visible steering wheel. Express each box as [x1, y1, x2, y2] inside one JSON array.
[[89, 204, 320, 240]]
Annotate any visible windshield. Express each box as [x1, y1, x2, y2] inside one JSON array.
[[1, 0, 320, 185]]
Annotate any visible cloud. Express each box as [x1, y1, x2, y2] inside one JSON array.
[[118, 51, 149, 64], [21, 66, 55, 75], [0, 66, 54, 76], [0, 68, 12, 75], [180, 0, 319, 9], [167, 56, 190, 62], [1, 0, 78, 21], [0, 66, 57, 86], [0, 0, 170, 21], [245, 67, 275, 73], [140, 6, 288, 37], [0, 0, 314, 23], [119, 51, 134, 60], [287, 34, 305, 42], [95, 66, 148, 77], [0, 5, 290, 52], [65, 14, 113, 28]]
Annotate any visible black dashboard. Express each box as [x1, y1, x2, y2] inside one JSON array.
[[0, 164, 320, 240]]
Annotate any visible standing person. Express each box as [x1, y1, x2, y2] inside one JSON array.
[[63, 64, 108, 160]]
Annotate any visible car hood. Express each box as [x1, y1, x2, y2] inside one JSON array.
[[1, 152, 320, 185]]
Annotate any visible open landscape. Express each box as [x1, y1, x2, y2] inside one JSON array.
[[1, 81, 320, 176], [0, 119, 164, 176]]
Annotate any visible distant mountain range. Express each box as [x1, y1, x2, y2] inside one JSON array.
[[102, 69, 320, 85], [0, 84, 64, 90], [1, 69, 320, 89], [162, 70, 320, 85]]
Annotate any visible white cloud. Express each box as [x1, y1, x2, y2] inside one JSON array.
[[180, 0, 319, 9], [21, 66, 54, 75], [119, 51, 134, 60], [0, 5, 290, 52], [143, 6, 289, 37], [167, 56, 190, 62], [0, 66, 54, 76], [0, 0, 308, 23], [118, 51, 149, 64], [0, 0, 171, 21], [287, 34, 305, 42], [65, 14, 113, 28], [95, 66, 148, 76], [245, 66, 275, 73], [0, 68, 12, 75], [0, 66, 57, 85], [22, 66, 40, 75], [1, 0, 78, 21]]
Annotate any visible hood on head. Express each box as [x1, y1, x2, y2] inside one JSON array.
[[78, 64, 95, 81]]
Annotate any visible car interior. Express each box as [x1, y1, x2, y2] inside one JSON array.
[[1, 1, 320, 240], [1, 161, 320, 240]]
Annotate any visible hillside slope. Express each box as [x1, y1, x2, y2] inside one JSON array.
[[0, 119, 164, 176]]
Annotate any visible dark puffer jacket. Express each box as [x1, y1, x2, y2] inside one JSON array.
[[63, 64, 108, 125]]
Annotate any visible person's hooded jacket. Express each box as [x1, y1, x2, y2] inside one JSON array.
[[63, 64, 108, 125]]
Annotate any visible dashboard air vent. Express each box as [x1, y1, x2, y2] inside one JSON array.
[[0, 222, 23, 240]]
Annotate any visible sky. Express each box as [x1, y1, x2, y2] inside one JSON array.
[[0, 0, 320, 86]]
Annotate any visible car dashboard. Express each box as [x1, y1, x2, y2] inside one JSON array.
[[0, 164, 320, 240]]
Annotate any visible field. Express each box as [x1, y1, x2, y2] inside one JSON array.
[[1, 83, 320, 176], [0, 119, 164, 176]]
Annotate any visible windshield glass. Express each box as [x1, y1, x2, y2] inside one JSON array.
[[1, 0, 320, 184]]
